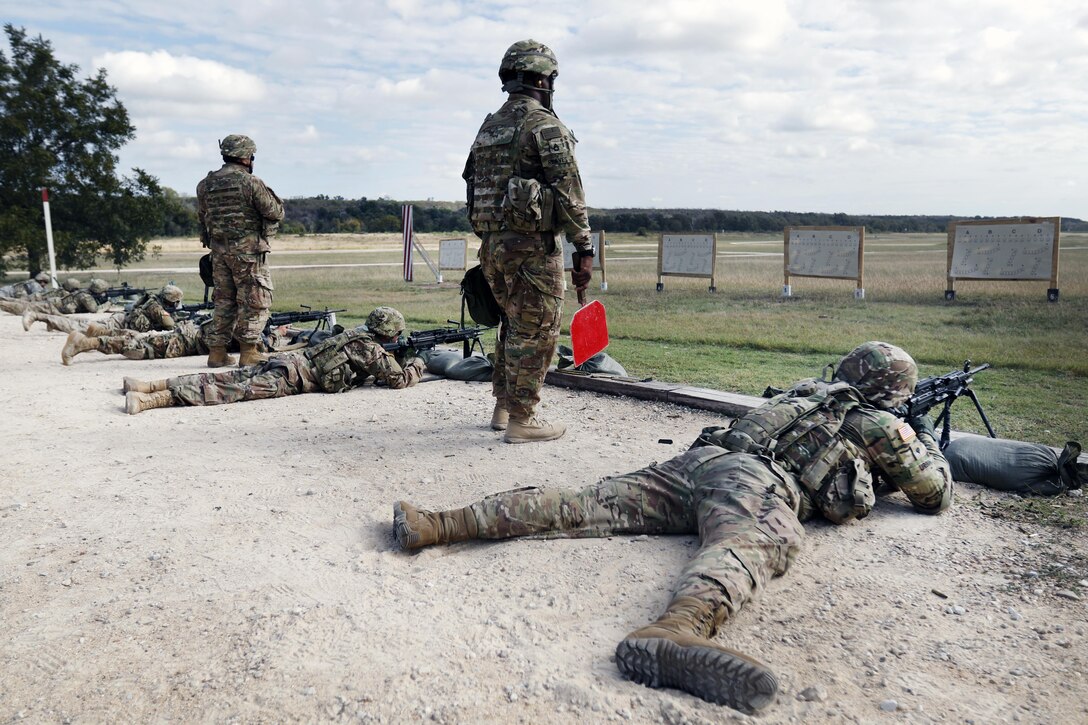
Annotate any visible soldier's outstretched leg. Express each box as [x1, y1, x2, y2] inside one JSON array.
[[615, 597, 778, 714], [615, 453, 804, 714], [27, 312, 84, 333]]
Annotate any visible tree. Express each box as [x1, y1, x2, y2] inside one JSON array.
[[0, 25, 167, 277]]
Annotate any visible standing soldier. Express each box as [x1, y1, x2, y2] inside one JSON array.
[[463, 39, 595, 444], [393, 342, 954, 715], [197, 134, 285, 368]]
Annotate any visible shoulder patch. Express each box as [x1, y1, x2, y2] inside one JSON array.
[[540, 126, 563, 140], [896, 421, 916, 443]]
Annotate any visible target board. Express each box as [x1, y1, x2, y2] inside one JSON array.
[[946, 217, 1061, 301], [783, 226, 865, 299], [439, 238, 469, 270], [657, 234, 717, 292]]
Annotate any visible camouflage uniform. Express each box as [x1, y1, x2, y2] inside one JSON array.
[[197, 139, 284, 348], [164, 328, 424, 407], [107, 291, 178, 333], [0, 279, 43, 298], [395, 342, 952, 712], [463, 42, 592, 422], [462, 385, 952, 617]]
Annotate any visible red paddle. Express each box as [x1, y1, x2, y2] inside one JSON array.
[[570, 289, 609, 366]]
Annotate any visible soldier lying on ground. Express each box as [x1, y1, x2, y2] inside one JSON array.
[[0, 271, 50, 299], [24, 285, 184, 335], [122, 306, 425, 414], [0, 278, 106, 316], [392, 341, 954, 715]]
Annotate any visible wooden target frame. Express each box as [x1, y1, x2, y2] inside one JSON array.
[[783, 226, 865, 299], [656, 234, 718, 292], [945, 217, 1061, 302]]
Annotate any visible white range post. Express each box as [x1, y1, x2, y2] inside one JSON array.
[[41, 188, 59, 288]]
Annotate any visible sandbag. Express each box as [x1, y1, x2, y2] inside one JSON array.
[[556, 344, 628, 377], [425, 350, 494, 382], [944, 437, 1082, 496]]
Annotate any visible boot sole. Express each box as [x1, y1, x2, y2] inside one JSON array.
[[615, 636, 778, 714], [392, 502, 419, 550], [503, 428, 565, 443]]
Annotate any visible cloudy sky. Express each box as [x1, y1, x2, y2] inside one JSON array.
[[4, 1, 1087, 217]]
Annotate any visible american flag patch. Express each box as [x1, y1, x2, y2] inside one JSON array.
[[897, 422, 916, 442]]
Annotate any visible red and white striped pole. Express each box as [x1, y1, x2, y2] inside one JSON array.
[[41, 188, 58, 288], [402, 204, 414, 282]]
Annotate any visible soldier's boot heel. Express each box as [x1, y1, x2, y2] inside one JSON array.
[[206, 345, 236, 368], [125, 390, 177, 415], [123, 376, 170, 394], [61, 331, 103, 365], [614, 597, 778, 714], [490, 403, 509, 431], [393, 501, 478, 550], [21, 310, 36, 331], [237, 341, 268, 367]]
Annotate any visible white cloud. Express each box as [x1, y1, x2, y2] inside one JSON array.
[[94, 50, 266, 118]]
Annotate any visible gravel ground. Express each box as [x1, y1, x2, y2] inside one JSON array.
[[1, 313, 1086, 724]]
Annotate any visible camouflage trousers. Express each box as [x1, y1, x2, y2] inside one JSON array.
[[479, 231, 564, 420], [95, 328, 207, 360], [206, 250, 273, 347], [467, 448, 806, 621], [168, 353, 320, 406], [0, 298, 58, 316]]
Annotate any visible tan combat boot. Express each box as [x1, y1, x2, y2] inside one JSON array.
[[21, 309, 37, 331], [206, 345, 236, 368], [504, 416, 566, 443], [125, 390, 177, 415], [393, 501, 479, 550], [61, 331, 103, 365], [123, 376, 170, 394], [85, 321, 111, 336], [237, 341, 268, 367], [490, 402, 510, 431], [615, 596, 778, 714]]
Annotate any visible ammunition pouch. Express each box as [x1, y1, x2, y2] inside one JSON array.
[[502, 177, 555, 234]]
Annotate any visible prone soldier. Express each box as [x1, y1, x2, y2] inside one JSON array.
[[122, 307, 425, 414], [24, 285, 184, 335], [393, 342, 954, 715]]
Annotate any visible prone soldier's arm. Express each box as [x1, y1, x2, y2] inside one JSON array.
[[862, 410, 954, 515], [345, 339, 425, 390]]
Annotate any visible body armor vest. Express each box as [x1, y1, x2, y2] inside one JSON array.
[[304, 328, 373, 393], [716, 380, 866, 497], [202, 168, 262, 241], [125, 295, 159, 333]]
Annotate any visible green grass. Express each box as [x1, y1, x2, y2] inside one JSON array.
[[9, 231, 1087, 448]]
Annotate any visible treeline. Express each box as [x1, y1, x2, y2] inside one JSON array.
[[168, 196, 1088, 236], [587, 209, 1088, 234]]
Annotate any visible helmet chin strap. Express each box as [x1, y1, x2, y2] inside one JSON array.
[[502, 71, 556, 109]]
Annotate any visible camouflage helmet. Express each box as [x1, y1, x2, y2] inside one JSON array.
[[159, 284, 183, 304], [62, 277, 82, 292], [834, 341, 918, 410], [499, 39, 558, 82], [33, 271, 50, 284], [366, 306, 405, 338], [219, 134, 256, 159], [88, 278, 110, 294]]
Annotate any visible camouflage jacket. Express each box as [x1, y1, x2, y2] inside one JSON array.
[[463, 94, 591, 251], [696, 380, 953, 524], [55, 289, 100, 314], [0, 280, 42, 298], [123, 294, 175, 333], [196, 162, 285, 254], [304, 328, 425, 393]]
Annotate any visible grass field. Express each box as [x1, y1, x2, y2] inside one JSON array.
[[16, 230, 1088, 448]]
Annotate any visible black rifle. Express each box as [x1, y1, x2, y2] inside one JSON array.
[[173, 301, 215, 320], [382, 323, 491, 358], [95, 284, 148, 304], [893, 361, 996, 450], [265, 306, 346, 333]]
